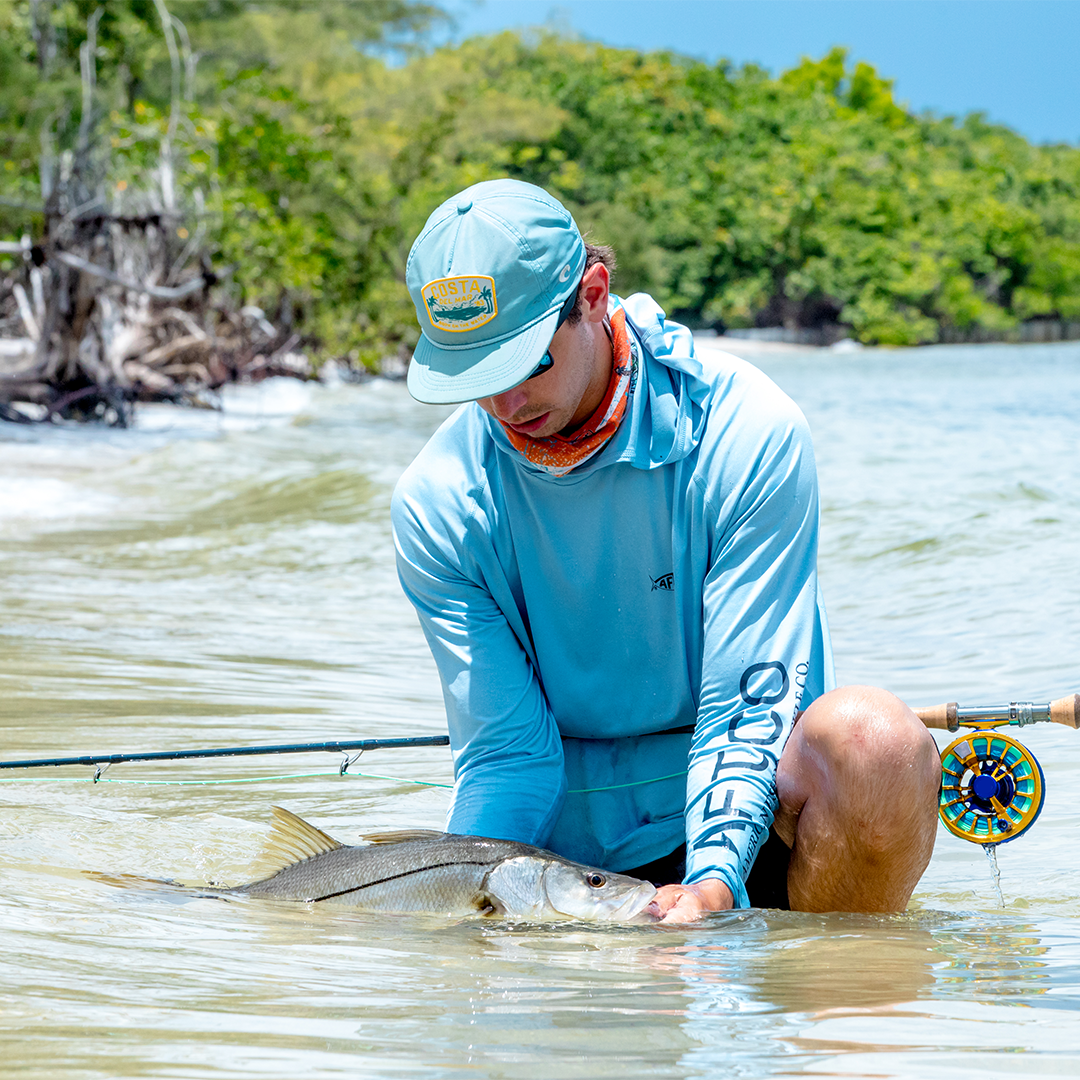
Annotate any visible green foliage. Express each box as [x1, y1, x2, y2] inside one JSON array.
[[0, 4, 44, 227], [337, 33, 1080, 346], [467, 37, 1080, 344], [3, 7, 1079, 356]]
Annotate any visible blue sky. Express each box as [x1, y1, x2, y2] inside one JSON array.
[[437, 1, 1080, 145]]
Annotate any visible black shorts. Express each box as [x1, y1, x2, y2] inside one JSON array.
[[623, 828, 791, 910]]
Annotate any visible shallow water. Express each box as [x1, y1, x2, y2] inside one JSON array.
[[1, 342, 1078, 1079]]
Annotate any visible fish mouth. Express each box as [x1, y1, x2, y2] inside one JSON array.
[[617, 883, 660, 923], [568, 882, 657, 924], [538, 874, 659, 924]]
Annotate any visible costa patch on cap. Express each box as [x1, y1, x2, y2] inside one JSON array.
[[421, 275, 498, 333], [405, 179, 585, 403]]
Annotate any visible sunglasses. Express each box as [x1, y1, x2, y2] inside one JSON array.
[[524, 353, 554, 381], [523, 275, 582, 382]]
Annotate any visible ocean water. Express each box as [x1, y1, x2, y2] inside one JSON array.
[[0, 341, 1078, 1079]]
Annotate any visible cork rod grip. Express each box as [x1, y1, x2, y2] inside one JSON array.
[[913, 702, 958, 730], [1050, 694, 1080, 729]]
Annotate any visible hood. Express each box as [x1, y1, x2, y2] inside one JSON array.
[[482, 292, 710, 481]]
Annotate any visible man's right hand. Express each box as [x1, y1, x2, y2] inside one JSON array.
[[649, 877, 734, 923]]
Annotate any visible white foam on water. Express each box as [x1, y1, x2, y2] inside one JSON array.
[[219, 377, 315, 423], [0, 476, 120, 529], [134, 379, 316, 435], [133, 401, 226, 434]]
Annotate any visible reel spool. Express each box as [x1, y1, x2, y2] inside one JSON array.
[[916, 695, 1075, 846], [938, 730, 1045, 845]]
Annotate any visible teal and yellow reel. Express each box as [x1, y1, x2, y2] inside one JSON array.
[[938, 730, 1044, 844], [915, 693, 1077, 845]]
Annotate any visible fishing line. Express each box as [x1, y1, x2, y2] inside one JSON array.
[[567, 770, 689, 794]]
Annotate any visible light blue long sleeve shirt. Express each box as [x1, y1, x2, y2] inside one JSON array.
[[392, 293, 834, 907]]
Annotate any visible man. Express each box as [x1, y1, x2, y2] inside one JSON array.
[[392, 179, 940, 921]]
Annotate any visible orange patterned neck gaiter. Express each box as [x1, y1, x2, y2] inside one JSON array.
[[499, 307, 636, 477]]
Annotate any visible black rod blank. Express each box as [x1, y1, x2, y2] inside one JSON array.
[[0, 735, 450, 771]]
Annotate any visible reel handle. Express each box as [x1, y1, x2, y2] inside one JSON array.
[[914, 694, 1080, 731]]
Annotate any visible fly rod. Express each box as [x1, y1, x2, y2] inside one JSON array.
[[910, 692, 1079, 847], [913, 693, 1080, 732], [0, 735, 450, 774]]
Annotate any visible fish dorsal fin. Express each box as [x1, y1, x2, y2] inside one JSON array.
[[360, 828, 445, 845], [255, 806, 344, 876]]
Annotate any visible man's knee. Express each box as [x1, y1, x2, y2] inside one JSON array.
[[776, 685, 941, 911], [777, 685, 941, 838], [792, 685, 937, 777]]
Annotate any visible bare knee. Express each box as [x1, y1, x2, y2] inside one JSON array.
[[775, 684, 941, 903], [783, 685, 935, 787]]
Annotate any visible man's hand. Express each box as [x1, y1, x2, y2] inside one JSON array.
[[649, 877, 734, 923]]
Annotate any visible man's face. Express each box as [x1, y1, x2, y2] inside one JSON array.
[[475, 264, 612, 440]]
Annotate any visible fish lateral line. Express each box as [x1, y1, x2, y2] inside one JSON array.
[[288, 858, 500, 904]]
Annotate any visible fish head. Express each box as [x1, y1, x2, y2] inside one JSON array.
[[484, 856, 657, 922], [539, 861, 658, 922]]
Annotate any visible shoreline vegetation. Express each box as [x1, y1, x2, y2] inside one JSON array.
[[2, 2, 1079, 425]]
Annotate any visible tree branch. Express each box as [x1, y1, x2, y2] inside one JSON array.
[[53, 250, 206, 299]]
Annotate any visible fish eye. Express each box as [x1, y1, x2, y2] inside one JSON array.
[[586, 872, 606, 888]]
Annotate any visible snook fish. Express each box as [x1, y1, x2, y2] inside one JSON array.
[[203, 806, 657, 922]]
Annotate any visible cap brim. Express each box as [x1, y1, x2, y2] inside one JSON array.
[[407, 306, 560, 404]]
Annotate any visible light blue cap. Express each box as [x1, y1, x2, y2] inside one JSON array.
[[405, 179, 586, 404]]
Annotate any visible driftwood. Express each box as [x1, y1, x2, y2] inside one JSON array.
[[0, 0, 313, 426], [0, 227, 311, 424]]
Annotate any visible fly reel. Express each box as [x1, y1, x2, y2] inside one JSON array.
[[938, 730, 1044, 844], [915, 694, 1077, 846]]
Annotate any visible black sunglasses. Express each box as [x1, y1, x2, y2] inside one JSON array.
[[524, 353, 554, 381], [523, 277, 582, 382]]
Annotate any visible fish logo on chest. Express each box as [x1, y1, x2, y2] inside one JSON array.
[[650, 572, 674, 592]]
